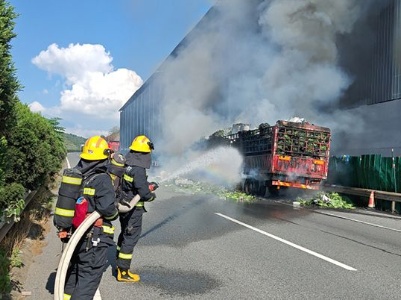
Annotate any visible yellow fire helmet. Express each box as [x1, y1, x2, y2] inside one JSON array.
[[80, 135, 111, 160], [129, 135, 154, 153]]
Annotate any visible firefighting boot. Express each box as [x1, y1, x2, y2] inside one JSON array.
[[116, 267, 140, 282]]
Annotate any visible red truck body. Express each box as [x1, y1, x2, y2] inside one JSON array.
[[226, 120, 331, 195]]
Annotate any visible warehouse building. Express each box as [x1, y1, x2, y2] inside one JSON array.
[[119, 0, 401, 157], [336, 0, 401, 156]]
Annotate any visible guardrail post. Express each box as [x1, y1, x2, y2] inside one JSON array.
[[0, 190, 38, 243], [392, 149, 397, 213]]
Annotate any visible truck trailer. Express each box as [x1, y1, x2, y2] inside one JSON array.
[[221, 120, 331, 196]]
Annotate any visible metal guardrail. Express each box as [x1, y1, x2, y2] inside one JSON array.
[[0, 190, 38, 243], [323, 184, 401, 212]]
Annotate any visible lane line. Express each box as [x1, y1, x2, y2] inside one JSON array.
[[215, 212, 357, 271], [276, 201, 401, 233], [313, 211, 401, 233]]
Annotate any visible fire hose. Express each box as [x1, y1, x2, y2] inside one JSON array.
[[54, 194, 141, 300]]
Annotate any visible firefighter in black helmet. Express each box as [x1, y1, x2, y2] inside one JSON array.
[[116, 135, 158, 282], [63, 136, 119, 300]]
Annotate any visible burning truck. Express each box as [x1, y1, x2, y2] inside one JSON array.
[[206, 119, 331, 196]]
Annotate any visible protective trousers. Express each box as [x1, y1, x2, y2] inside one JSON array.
[[64, 232, 114, 300], [116, 207, 144, 270]]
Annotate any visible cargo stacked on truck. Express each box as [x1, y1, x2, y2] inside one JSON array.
[[225, 120, 331, 196]]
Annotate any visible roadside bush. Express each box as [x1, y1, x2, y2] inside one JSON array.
[[5, 102, 66, 191], [0, 248, 11, 296], [0, 1, 67, 296], [0, 137, 7, 188], [0, 183, 25, 223]]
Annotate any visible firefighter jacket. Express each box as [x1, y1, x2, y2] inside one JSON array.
[[106, 152, 127, 205], [121, 151, 155, 208], [75, 159, 119, 227]]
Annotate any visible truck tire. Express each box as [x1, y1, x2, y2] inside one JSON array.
[[258, 185, 267, 197], [251, 181, 259, 195], [244, 180, 251, 195]]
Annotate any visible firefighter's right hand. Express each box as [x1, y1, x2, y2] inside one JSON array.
[[149, 182, 159, 191]]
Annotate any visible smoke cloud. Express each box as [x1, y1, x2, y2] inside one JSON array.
[[156, 0, 392, 159], [155, 0, 400, 186]]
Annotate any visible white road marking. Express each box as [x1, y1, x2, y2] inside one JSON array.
[[216, 212, 357, 271], [313, 211, 401, 233], [66, 157, 71, 168], [277, 200, 401, 233]]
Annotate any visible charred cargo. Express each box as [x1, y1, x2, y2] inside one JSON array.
[[222, 120, 331, 196]]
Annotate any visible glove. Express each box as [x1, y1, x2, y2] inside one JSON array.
[[149, 182, 159, 191], [57, 228, 71, 243], [147, 192, 156, 202]]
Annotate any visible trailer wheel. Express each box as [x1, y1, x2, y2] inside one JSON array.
[[244, 180, 258, 195], [258, 185, 267, 197], [251, 181, 259, 195], [244, 180, 251, 195]]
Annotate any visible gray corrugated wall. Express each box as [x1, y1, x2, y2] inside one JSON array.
[[119, 77, 163, 153], [370, 0, 401, 104]]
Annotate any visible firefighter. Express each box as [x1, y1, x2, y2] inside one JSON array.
[[107, 151, 126, 194], [116, 134, 158, 282], [63, 135, 119, 300]]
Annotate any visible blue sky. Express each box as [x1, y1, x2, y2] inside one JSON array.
[[8, 0, 212, 137]]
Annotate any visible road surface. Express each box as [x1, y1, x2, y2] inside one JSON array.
[[18, 153, 401, 299]]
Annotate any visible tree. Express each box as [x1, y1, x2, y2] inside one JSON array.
[[0, 0, 21, 212], [6, 103, 66, 190], [0, 1, 20, 137]]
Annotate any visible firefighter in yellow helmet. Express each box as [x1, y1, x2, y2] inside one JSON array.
[[63, 135, 119, 299], [116, 135, 158, 282]]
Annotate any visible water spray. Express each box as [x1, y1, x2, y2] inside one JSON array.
[[158, 146, 243, 186]]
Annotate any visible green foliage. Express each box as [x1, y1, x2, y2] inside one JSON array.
[[216, 190, 255, 203], [0, 2, 20, 137], [0, 136, 7, 187], [63, 132, 86, 152], [0, 182, 25, 223], [297, 192, 355, 209], [211, 130, 226, 137], [168, 178, 256, 203], [10, 247, 22, 268], [0, 248, 11, 295], [0, 1, 68, 226], [5, 103, 66, 190]]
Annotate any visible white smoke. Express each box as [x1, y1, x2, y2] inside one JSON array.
[[155, 0, 388, 159]]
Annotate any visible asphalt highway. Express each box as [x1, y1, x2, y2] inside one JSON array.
[[20, 153, 401, 300]]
